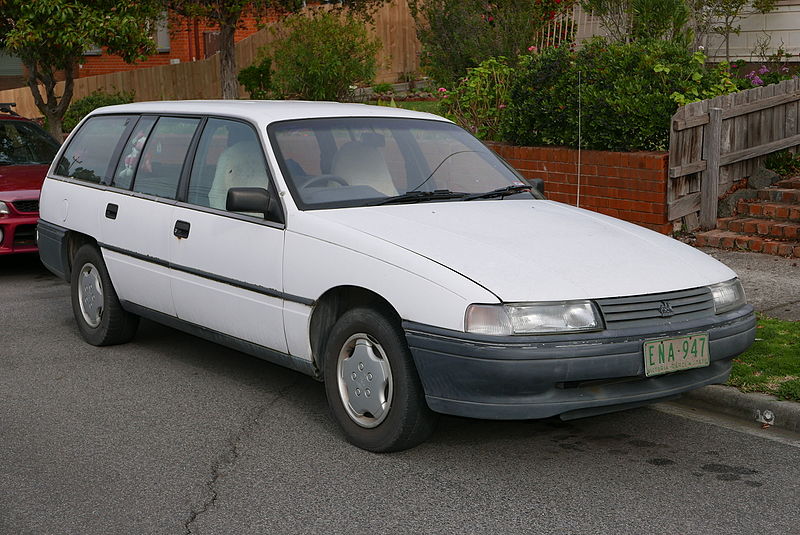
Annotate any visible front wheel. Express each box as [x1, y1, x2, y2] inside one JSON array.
[[70, 244, 139, 346], [323, 307, 437, 452]]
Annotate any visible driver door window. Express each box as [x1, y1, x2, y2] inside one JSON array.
[[187, 118, 271, 211]]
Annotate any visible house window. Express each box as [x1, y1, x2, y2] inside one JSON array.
[[155, 14, 170, 53], [83, 12, 169, 56]]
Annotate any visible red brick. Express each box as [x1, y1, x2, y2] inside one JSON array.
[[757, 221, 771, 235], [721, 236, 736, 248], [750, 238, 764, 252], [794, 246, 800, 257], [749, 204, 764, 217], [778, 243, 794, 256], [742, 220, 758, 234], [776, 206, 791, 219], [763, 242, 780, 255], [735, 237, 750, 250]]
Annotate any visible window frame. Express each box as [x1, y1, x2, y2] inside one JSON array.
[[52, 111, 285, 229], [267, 116, 537, 211]]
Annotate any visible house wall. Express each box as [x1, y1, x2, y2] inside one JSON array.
[[486, 142, 672, 234], [78, 13, 269, 78], [704, 3, 800, 62]]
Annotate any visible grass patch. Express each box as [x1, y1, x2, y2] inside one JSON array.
[[368, 100, 442, 114], [727, 316, 800, 401]]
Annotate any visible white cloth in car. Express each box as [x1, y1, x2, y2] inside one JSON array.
[[208, 141, 268, 210], [331, 142, 398, 196]]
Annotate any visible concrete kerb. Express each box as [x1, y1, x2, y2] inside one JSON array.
[[678, 385, 800, 434], [671, 247, 800, 434]]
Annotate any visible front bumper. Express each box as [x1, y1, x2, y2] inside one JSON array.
[[404, 305, 756, 420], [0, 212, 38, 255]]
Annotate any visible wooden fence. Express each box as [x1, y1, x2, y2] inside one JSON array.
[[668, 78, 800, 230], [0, 0, 421, 119]]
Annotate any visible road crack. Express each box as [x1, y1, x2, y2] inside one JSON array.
[[183, 379, 301, 534]]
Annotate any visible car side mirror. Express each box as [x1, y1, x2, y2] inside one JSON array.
[[529, 178, 545, 195], [226, 187, 283, 223]]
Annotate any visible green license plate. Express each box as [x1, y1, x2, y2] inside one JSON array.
[[643, 333, 710, 377]]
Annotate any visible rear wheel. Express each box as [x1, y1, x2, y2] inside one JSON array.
[[323, 307, 437, 452], [70, 244, 139, 346]]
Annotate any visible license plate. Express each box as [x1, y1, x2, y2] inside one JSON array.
[[643, 333, 710, 377]]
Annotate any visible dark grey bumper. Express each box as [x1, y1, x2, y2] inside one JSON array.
[[404, 306, 756, 420], [37, 219, 70, 280]]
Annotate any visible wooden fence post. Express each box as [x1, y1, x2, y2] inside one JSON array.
[[700, 107, 723, 230]]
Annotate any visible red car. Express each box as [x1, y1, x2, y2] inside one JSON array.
[[0, 103, 60, 255]]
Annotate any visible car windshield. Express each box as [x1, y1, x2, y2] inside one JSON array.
[[0, 120, 59, 165], [269, 117, 543, 209]]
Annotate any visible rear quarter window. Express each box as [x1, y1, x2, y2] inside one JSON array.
[[56, 116, 133, 183]]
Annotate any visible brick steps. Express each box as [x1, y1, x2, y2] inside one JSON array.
[[696, 230, 800, 256], [757, 189, 800, 203], [776, 177, 800, 189], [695, 176, 800, 258], [736, 200, 800, 221]]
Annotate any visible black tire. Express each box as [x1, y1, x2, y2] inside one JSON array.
[[70, 244, 139, 346], [323, 307, 437, 452]]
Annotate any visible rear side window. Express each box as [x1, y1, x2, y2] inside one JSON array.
[[56, 116, 133, 183], [112, 116, 157, 190], [131, 117, 200, 199]]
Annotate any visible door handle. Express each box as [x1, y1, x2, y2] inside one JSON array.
[[105, 203, 118, 220], [173, 220, 191, 239]]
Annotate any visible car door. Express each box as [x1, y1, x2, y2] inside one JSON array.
[[100, 115, 202, 316], [168, 117, 288, 353]]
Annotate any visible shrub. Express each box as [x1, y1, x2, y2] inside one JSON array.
[[409, 0, 573, 85], [268, 12, 381, 101], [764, 150, 800, 177], [502, 39, 735, 151], [372, 82, 394, 95], [238, 57, 273, 100], [63, 89, 134, 132], [439, 57, 514, 140]]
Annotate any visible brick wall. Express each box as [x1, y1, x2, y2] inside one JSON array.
[[78, 13, 270, 78], [486, 142, 672, 234]]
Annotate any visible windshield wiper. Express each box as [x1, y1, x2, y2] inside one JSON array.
[[373, 189, 467, 206], [462, 184, 532, 201]]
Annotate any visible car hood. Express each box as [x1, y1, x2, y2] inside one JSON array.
[[0, 164, 48, 200], [311, 200, 736, 302]]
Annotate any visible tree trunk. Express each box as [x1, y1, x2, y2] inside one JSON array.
[[24, 61, 74, 141], [219, 23, 238, 99]]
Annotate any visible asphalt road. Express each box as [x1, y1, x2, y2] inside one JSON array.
[[2, 254, 800, 535]]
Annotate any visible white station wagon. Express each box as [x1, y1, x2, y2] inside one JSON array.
[[38, 101, 755, 451]]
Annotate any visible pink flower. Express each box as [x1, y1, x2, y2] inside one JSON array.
[[498, 104, 507, 109], [528, 45, 538, 52], [438, 87, 447, 92]]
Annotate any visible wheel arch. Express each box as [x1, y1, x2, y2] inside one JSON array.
[[63, 231, 99, 279], [309, 285, 401, 377]]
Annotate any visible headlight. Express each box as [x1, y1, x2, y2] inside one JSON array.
[[709, 278, 746, 314], [0, 201, 8, 215], [466, 301, 602, 335]]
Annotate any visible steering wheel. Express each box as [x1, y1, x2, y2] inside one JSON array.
[[300, 174, 349, 189]]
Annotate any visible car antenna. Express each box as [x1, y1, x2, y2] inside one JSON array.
[[0, 102, 19, 116], [576, 70, 582, 209]]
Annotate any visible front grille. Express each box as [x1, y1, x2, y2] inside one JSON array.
[[12, 199, 39, 213], [13, 224, 36, 247], [596, 286, 714, 330]]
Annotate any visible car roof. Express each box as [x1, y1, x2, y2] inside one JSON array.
[[0, 114, 36, 123], [91, 100, 451, 127]]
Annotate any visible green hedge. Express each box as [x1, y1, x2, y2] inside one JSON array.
[[500, 39, 735, 151]]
